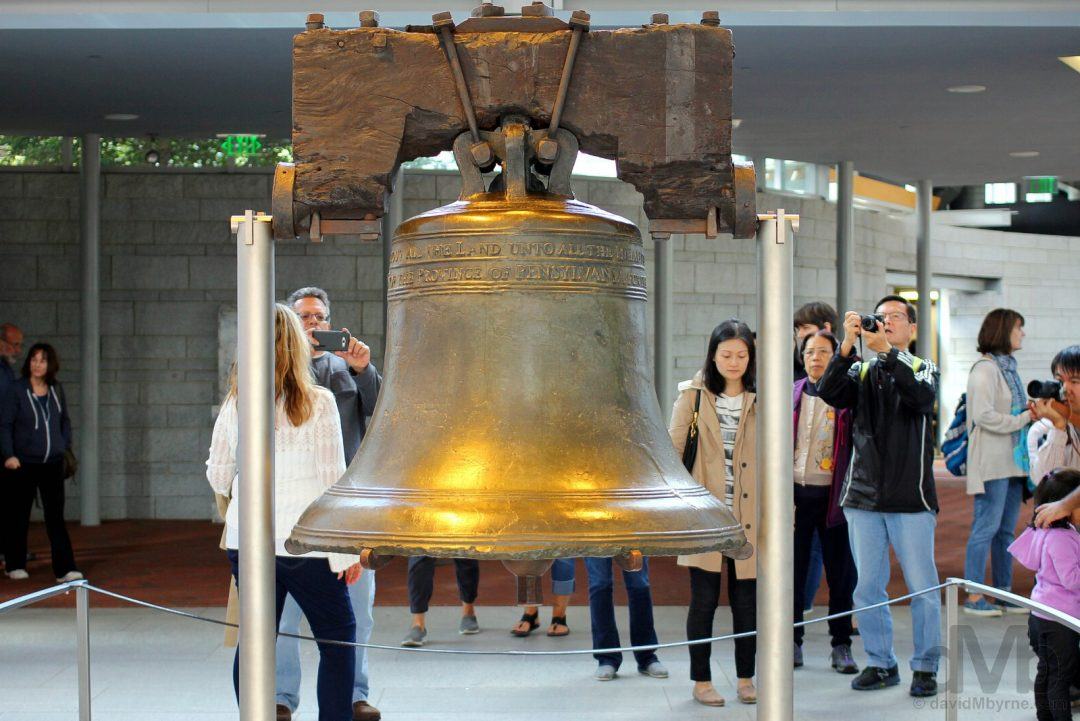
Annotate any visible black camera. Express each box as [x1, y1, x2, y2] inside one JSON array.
[[860, 313, 884, 332], [1027, 380, 1063, 400]]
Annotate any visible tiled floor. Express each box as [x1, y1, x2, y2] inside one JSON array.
[[0, 604, 1041, 721]]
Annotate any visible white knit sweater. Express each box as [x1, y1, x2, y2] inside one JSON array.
[[206, 387, 357, 572]]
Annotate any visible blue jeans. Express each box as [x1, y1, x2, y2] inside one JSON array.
[[584, 557, 660, 671], [551, 558, 576, 596], [276, 568, 376, 710], [963, 477, 1024, 590], [844, 509, 942, 674], [227, 551, 356, 721]]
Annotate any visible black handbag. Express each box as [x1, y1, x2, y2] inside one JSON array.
[[681, 389, 702, 472], [62, 448, 78, 480]]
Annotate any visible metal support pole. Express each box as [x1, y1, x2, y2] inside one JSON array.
[[916, 179, 933, 360], [75, 583, 91, 721], [944, 581, 959, 721], [62, 137, 74, 172], [233, 211, 276, 721], [836, 161, 854, 315], [757, 211, 795, 721], [79, 134, 101, 526], [652, 233, 673, 414]]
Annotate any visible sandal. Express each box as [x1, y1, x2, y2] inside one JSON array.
[[547, 616, 570, 637], [511, 611, 540, 637]]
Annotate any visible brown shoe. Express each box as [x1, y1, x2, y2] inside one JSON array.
[[276, 704, 292, 721], [353, 700, 382, 721]]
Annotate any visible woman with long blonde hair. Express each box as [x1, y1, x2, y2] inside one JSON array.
[[207, 304, 361, 721]]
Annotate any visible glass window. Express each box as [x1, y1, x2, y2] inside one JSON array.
[[764, 158, 781, 190], [782, 160, 813, 194]]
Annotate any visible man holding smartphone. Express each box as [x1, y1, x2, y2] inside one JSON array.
[[276, 287, 383, 721]]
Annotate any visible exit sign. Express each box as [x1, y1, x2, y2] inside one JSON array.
[[220, 135, 263, 157], [1025, 176, 1057, 195]]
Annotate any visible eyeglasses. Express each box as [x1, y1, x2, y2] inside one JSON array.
[[298, 313, 328, 323], [802, 348, 832, 358], [881, 312, 910, 323]]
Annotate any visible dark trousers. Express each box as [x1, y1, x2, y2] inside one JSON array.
[[406, 557, 479, 614], [3, 460, 77, 577], [687, 558, 756, 681], [584, 557, 660, 671], [793, 484, 856, 648], [1027, 615, 1079, 721], [227, 550, 356, 721]]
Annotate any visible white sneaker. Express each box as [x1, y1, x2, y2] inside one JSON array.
[[6, 569, 29, 580], [57, 571, 84, 583]]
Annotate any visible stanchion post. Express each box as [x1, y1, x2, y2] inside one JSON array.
[[232, 211, 277, 721], [76, 582, 91, 721], [945, 581, 959, 721], [757, 210, 795, 721]]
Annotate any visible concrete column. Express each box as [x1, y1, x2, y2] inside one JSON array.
[[79, 134, 101, 526], [757, 211, 795, 721], [61, 137, 74, 172], [836, 161, 855, 315], [916, 180, 933, 359], [652, 233, 674, 414]]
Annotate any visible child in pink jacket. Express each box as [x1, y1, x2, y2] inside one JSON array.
[[1008, 467, 1080, 721]]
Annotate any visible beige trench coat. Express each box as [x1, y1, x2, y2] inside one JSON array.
[[668, 373, 758, 579]]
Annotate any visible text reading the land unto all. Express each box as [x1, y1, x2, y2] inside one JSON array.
[[388, 241, 645, 266]]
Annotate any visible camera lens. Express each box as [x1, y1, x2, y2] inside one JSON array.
[[1027, 380, 1063, 400]]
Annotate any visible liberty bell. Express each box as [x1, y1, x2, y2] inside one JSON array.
[[287, 116, 750, 596]]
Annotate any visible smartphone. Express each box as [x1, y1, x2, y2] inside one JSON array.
[[312, 329, 351, 352]]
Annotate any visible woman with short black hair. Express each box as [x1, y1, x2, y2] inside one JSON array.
[[0, 342, 81, 582]]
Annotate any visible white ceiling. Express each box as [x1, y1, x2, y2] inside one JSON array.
[[3, 0, 1080, 184]]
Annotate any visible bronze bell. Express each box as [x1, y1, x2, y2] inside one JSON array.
[[287, 117, 749, 590]]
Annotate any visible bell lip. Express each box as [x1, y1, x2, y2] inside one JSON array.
[[284, 527, 749, 561]]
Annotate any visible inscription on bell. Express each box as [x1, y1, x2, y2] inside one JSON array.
[[389, 240, 645, 267]]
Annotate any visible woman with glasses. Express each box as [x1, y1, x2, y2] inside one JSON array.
[[792, 330, 858, 674]]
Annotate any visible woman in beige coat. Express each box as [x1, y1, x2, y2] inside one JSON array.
[[961, 308, 1032, 616], [669, 319, 758, 707]]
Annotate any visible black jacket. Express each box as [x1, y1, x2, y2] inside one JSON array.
[[815, 345, 938, 514]]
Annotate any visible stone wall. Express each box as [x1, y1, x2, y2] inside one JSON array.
[[1, 167, 1076, 519]]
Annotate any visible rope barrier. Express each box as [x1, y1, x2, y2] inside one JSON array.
[[2, 579, 960, 657]]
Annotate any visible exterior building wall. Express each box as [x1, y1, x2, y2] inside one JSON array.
[[1, 168, 1075, 519]]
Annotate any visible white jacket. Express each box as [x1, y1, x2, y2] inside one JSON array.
[[206, 387, 358, 572], [965, 356, 1032, 494]]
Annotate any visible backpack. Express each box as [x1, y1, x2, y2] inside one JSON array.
[[942, 393, 969, 476]]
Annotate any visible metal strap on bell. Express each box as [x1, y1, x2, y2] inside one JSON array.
[[287, 116, 750, 588]]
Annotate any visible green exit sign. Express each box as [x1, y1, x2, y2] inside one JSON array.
[[219, 135, 263, 157], [1025, 176, 1057, 195]]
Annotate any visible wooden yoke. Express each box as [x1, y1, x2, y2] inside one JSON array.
[[274, 7, 757, 241]]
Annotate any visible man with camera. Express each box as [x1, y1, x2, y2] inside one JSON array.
[[276, 287, 383, 721], [816, 295, 941, 698], [1030, 345, 1080, 481]]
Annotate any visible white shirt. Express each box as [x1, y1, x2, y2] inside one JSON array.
[[206, 387, 357, 572]]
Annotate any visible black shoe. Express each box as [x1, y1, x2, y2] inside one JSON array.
[[909, 671, 938, 698], [851, 665, 900, 691], [793, 643, 804, 668], [830, 644, 858, 674]]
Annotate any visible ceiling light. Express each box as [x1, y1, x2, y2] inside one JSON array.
[[104, 113, 139, 121], [1059, 56, 1080, 74], [946, 84, 986, 94], [732, 118, 742, 129], [1009, 151, 1040, 158]]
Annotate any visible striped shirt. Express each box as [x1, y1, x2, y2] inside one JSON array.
[[714, 393, 742, 508]]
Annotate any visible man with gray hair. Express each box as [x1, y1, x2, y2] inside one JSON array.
[[276, 287, 382, 721]]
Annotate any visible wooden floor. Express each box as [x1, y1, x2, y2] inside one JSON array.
[[0, 465, 1035, 610]]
